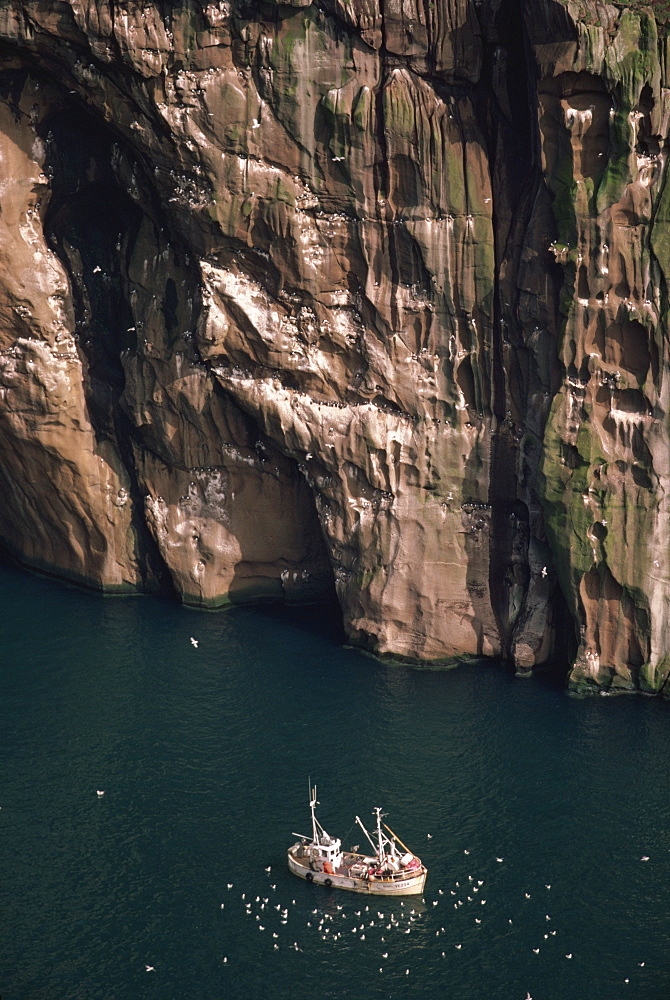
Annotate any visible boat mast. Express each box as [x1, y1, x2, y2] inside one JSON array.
[[310, 783, 319, 843], [373, 807, 385, 859]]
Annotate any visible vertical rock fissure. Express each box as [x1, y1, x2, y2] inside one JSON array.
[[39, 104, 181, 595], [472, 0, 540, 659]]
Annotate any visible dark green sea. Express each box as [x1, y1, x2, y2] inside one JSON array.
[[1, 560, 669, 1000]]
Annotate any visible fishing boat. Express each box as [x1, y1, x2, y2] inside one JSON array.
[[287, 785, 427, 896]]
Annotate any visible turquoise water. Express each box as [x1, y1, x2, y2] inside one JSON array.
[[1, 561, 669, 1000]]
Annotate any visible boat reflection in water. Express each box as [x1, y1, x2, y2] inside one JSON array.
[[287, 785, 427, 896]]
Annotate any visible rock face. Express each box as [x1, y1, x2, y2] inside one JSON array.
[[0, 0, 668, 695]]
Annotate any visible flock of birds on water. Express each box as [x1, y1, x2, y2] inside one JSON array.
[[198, 847, 654, 996]]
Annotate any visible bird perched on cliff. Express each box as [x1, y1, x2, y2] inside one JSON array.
[[190, 637, 198, 648]]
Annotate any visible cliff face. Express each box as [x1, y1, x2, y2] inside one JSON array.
[[0, 0, 668, 695]]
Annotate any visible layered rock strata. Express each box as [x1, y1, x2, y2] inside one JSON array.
[[0, 0, 668, 695]]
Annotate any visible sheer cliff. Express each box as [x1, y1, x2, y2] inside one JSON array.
[[0, 0, 668, 696]]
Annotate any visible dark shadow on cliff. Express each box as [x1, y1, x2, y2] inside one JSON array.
[[37, 102, 179, 598], [456, 0, 578, 677]]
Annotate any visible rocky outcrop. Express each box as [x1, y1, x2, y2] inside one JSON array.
[[0, 0, 668, 696]]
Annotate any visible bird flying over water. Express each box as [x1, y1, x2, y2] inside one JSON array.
[[190, 637, 198, 647]]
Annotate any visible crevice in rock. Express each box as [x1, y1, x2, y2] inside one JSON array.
[[472, 0, 558, 664], [38, 102, 179, 595]]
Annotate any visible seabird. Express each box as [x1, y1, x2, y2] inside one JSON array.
[[532, 948, 540, 954], [565, 953, 572, 959], [496, 857, 504, 862], [190, 637, 199, 647], [96, 790, 105, 797], [455, 944, 462, 949], [145, 965, 154, 972]]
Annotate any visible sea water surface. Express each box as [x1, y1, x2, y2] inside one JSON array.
[[1, 560, 669, 1000]]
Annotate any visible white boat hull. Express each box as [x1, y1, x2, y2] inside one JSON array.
[[287, 850, 426, 896]]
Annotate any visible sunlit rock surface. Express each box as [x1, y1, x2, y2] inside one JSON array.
[[0, 0, 668, 695]]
